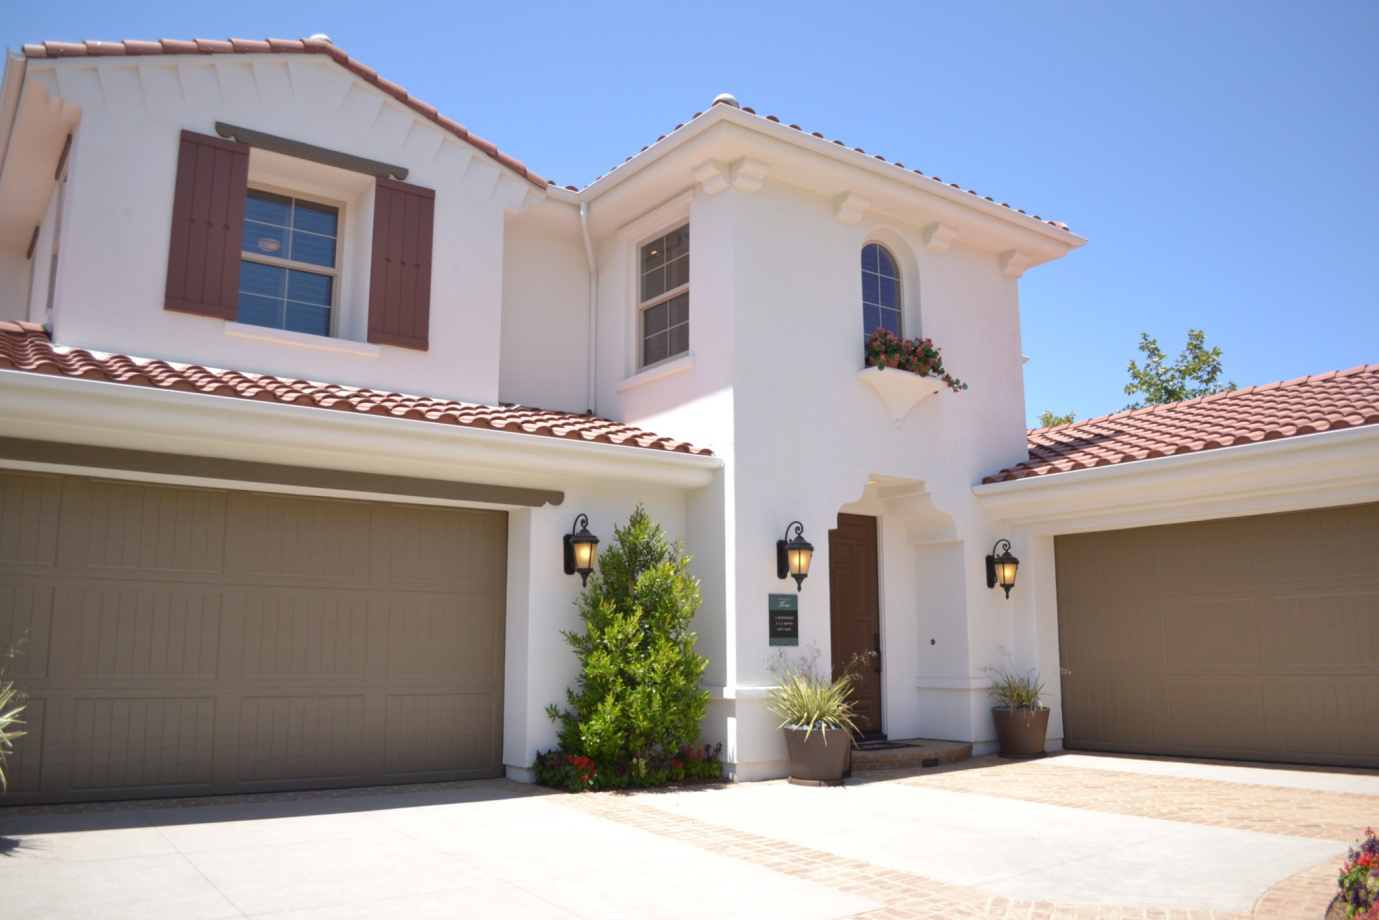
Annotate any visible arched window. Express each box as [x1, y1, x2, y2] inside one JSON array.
[[861, 243, 901, 344]]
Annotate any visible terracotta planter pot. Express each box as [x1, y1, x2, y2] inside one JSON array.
[[991, 707, 1050, 759], [783, 725, 852, 786]]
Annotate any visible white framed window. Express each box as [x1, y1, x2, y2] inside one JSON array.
[[638, 223, 689, 368], [238, 187, 342, 338]]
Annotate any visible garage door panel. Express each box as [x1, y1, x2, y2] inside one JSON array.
[[238, 593, 371, 679], [1161, 596, 1261, 669], [65, 480, 228, 575], [1057, 529, 1162, 599], [1272, 680, 1379, 759], [227, 494, 374, 585], [1058, 597, 1164, 672], [1156, 519, 1262, 593], [236, 695, 369, 784], [386, 594, 501, 679], [72, 586, 222, 679], [1273, 589, 1379, 670], [384, 693, 499, 777], [71, 696, 217, 790], [1057, 502, 1379, 768], [1266, 503, 1379, 585], [0, 582, 53, 679], [0, 472, 61, 566], [1165, 680, 1267, 753], [1062, 678, 1158, 747], [379, 505, 505, 589]]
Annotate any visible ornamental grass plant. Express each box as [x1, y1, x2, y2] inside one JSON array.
[[765, 645, 875, 740], [0, 643, 27, 792], [981, 648, 1048, 711]]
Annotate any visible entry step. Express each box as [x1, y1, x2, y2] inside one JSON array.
[[850, 738, 972, 772]]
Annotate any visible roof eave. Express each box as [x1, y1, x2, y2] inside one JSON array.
[[579, 104, 1085, 251], [973, 423, 1379, 534], [0, 370, 723, 494]]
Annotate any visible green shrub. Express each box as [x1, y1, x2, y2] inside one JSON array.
[[540, 505, 714, 789]]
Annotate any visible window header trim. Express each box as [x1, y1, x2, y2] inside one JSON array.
[[215, 122, 409, 181]]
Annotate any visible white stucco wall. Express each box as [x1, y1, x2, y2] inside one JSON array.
[[20, 54, 540, 404]]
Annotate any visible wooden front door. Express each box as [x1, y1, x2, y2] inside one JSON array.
[[829, 513, 883, 737]]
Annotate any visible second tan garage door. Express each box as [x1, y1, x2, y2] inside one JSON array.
[[0, 471, 507, 804], [1056, 502, 1379, 768]]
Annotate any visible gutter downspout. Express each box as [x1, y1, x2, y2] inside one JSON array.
[[578, 200, 598, 416]]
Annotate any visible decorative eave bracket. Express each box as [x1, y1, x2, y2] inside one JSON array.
[[922, 222, 958, 253], [1000, 249, 1033, 279], [833, 191, 871, 224]]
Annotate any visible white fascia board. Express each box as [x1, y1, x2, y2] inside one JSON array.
[[973, 424, 1379, 534], [0, 370, 721, 492], [579, 105, 1085, 257]]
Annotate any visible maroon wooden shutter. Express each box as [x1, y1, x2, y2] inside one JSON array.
[[164, 131, 249, 319], [368, 178, 434, 351]]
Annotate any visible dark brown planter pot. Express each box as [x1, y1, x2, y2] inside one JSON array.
[[991, 707, 1050, 758], [783, 726, 852, 786]]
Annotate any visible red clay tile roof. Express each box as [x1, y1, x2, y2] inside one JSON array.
[[582, 100, 1074, 234], [0, 322, 711, 456], [984, 365, 1379, 483], [20, 38, 550, 189]]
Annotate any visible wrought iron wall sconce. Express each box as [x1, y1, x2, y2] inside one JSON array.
[[564, 514, 600, 586], [777, 521, 815, 591], [986, 539, 1019, 599]]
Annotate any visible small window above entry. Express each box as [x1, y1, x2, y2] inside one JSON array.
[[862, 242, 902, 344], [639, 224, 689, 368]]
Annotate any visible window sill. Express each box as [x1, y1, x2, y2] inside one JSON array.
[[858, 365, 944, 426], [617, 353, 695, 392], [223, 321, 382, 358]]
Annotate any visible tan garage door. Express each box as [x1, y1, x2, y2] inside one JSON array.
[[1055, 502, 1379, 768], [0, 471, 507, 804]]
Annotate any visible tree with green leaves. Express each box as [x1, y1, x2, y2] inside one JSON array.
[[1123, 328, 1235, 410], [1036, 410, 1076, 428], [544, 505, 710, 786]]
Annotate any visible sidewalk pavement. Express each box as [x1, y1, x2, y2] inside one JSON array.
[[1, 751, 1374, 919]]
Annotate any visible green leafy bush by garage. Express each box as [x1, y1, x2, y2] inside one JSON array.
[[537, 505, 721, 791]]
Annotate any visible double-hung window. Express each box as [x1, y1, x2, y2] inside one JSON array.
[[638, 224, 689, 368], [238, 189, 340, 337]]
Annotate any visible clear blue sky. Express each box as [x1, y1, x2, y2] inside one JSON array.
[[7, 1, 1377, 428]]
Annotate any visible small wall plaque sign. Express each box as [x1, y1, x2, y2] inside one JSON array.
[[768, 593, 799, 646]]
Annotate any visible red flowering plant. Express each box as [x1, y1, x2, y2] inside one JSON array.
[[532, 743, 723, 792], [865, 328, 968, 392], [1339, 827, 1379, 919]]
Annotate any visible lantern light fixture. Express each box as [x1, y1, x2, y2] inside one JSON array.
[[563, 514, 600, 587], [776, 521, 815, 591], [986, 539, 1020, 599]]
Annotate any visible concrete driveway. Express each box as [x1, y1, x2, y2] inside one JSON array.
[[1, 752, 1374, 919]]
